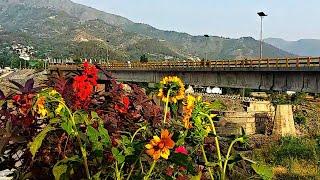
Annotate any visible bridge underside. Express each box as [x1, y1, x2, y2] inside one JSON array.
[[110, 70, 320, 93]]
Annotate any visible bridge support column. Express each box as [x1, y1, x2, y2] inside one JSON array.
[[272, 105, 296, 137]]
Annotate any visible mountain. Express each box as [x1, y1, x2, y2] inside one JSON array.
[[0, 0, 294, 61], [265, 38, 320, 56]]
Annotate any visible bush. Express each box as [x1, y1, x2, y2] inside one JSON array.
[[294, 113, 306, 125], [270, 137, 318, 165]]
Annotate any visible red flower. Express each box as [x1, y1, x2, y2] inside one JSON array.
[[115, 96, 130, 113], [12, 95, 21, 102], [72, 62, 98, 109], [175, 146, 188, 155]]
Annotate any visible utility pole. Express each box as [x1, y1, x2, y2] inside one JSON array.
[[257, 12, 267, 59]]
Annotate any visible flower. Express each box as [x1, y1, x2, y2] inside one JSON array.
[[157, 76, 185, 103], [114, 96, 130, 113], [72, 62, 98, 109], [182, 95, 196, 129], [12, 95, 21, 102], [49, 89, 58, 96], [55, 103, 64, 115], [175, 146, 188, 155], [35, 96, 48, 118], [145, 129, 175, 160]]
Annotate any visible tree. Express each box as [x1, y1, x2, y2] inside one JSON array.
[[140, 54, 148, 63]]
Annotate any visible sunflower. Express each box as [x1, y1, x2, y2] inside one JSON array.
[[145, 129, 175, 160], [35, 96, 48, 118], [157, 76, 185, 103], [182, 95, 196, 129]]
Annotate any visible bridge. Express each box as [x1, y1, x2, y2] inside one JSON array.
[[49, 57, 320, 93]]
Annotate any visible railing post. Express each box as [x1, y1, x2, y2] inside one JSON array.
[[267, 58, 269, 68], [276, 58, 279, 68], [250, 59, 253, 68], [258, 59, 261, 68], [286, 58, 289, 68], [228, 60, 230, 68], [307, 57, 311, 67], [296, 57, 300, 68]]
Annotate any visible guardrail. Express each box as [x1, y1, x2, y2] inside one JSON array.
[[49, 57, 320, 69]]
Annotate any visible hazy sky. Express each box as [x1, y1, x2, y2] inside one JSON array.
[[71, 0, 319, 40]]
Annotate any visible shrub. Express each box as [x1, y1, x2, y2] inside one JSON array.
[[270, 137, 318, 165], [294, 113, 306, 125]]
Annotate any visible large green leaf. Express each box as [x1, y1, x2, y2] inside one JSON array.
[[52, 164, 68, 180], [112, 147, 125, 164], [251, 164, 273, 180], [53, 156, 80, 180], [29, 126, 55, 159], [98, 126, 111, 146], [87, 125, 99, 143], [61, 121, 74, 135]]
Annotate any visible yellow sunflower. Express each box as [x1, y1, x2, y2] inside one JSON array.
[[182, 95, 196, 129], [157, 76, 185, 103]]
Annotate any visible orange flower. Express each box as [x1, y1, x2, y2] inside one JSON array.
[[145, 129, 175, 160], [35, 96, 48, 118]]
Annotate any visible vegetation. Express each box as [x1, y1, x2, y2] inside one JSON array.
[[0, 62, 261, 179]]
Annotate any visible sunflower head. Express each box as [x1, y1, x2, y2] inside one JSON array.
[[158, 76, 185, 103]]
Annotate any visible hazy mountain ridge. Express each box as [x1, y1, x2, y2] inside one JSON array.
[[0, 0, 294, 60], [265, 38, 320, 56]]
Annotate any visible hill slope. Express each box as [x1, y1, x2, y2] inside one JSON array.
[[0, 0, 294, 61], [265, 38, 320, 56]]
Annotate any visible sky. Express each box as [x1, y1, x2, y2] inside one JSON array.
[[71, 0, 320, 41]]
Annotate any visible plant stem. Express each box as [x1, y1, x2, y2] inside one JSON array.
[[201, 145, 215, 180], [53, 99, 91, 179], [222, 137, 243, 180], [200, 112, 223, 174], [163, 89, 171, 124], [131, 126, 146, 143], [115, 161, 121, 180], [144, 160, 157, 180]]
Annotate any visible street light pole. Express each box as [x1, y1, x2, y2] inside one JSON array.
[[257, 12, 267, 59], [204, 34, 209, 62]]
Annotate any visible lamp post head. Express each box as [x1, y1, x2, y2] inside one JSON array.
[[204, 34, 209, 38], [257, 12, 267, 17]]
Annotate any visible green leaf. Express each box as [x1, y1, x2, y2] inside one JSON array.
[[61, 121, 74, 135], [87, 126, 99, 143], [29, 126, 55, 159], [50, 118, 61, 124], [92, 171, 101, 180], [170, 153, 196, 175], [112, 147, 125, 164], [124, 147, 134, 156], [251, 164, 273, 180], [74, 111, 87, 124], [53, 164, 68, 180], [91, 111, 101, 121], [98, 126, 111, 146], [190, 172, 202, 180]]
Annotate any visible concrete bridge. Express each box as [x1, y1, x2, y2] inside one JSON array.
[[49, 57, 320, 93]]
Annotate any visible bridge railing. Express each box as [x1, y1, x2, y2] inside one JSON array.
[[49, 57, 320, 70]]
